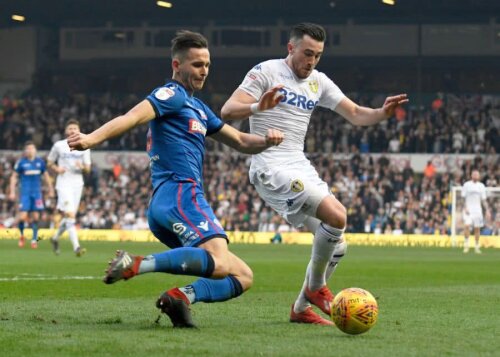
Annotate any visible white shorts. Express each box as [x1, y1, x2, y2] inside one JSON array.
[[56, 186, 83, 213], [462, 211, 484, 228], [250, 162, 331, 227]]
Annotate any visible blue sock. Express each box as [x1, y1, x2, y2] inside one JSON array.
[[188, 275, 244, 303], [31, 221, 39, 242], [18, 221, 25, 237], [151, 248, 215, 277]]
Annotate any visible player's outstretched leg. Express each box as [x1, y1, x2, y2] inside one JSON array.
[[104, 238, 252, 327], [103, 246, 214, 284], [156, 248, 251, 328]]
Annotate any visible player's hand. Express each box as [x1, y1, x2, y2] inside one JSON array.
[[54, 166, 66, 174], [265, 128, 284, 146], [68, 133, 91, 151], [382, 94, 409, 118], [8, 192, 16, 201], [257, 85, 285, 112]]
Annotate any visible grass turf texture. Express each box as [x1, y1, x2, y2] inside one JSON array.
[[0, 240, 499, 357]]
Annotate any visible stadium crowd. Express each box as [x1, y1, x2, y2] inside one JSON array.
[[0, 148, 498, 235], [0, 92, 498, 234], [1, 93, 499, 153]]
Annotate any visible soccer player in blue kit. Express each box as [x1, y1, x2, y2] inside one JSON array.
[[67, 30, 284, 328], [9, 141, 54, 248]]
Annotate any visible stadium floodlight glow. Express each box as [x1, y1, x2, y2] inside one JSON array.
[[11, 14, 26, 22], [382, 0, 395, 5], [156, 1, 173, 8]]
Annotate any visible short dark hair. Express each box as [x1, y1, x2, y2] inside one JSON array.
[[290, 23, 326, 43], [66, 118, 80, 128], [24, 140, 35, 148], [171, 30, 208, 59]]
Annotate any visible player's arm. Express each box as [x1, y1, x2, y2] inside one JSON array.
[[47, 146, 65, 175], [42, 171, 55, 198], [335, 94, 408, 126], [8, 171, 18, 201], [82, 164, 91, 175], [481, 188, 491, 218], [461, 185, 469, 214], [220, 85, 284, 120], [211, 124, 283, 154], [47, 160, 65, 175], [68, 100, 155, 150]]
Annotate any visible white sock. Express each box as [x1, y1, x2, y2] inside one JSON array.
[[178, 285, 196, 304], [293, 222, 343, 313], [475, 240, 480, 249], [294, 262, 312, 313], [66, 218, 80, 251], [308, 223, 343, 291], [325, 239, 347, 281], [464, 237, 469, 249], [138, 255, 156, 274], [53, 219, 67, 240]]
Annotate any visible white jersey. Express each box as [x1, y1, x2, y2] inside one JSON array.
[[461, 180, 486, 214], [238, 59, 345, 170], [47, 139, 91, 190]]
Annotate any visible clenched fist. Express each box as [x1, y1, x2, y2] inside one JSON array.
[[265, 128, 284, 146], [67, 133, 92, 151]]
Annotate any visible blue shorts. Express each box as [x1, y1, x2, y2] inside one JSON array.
[[148, 180, 228, 249], [19, 193, 44, 212]]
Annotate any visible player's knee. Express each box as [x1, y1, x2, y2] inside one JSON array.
[[211, 256, 231, 278], [325, 206, 346, 229], [238, 265, 254, 291], [317, 197, 347, 229]]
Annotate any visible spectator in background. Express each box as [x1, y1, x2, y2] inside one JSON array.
[[424, 160, 436, 179]]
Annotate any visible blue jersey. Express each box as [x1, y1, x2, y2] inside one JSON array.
[[15, 156, 46, 212], [146, 81, 224, 191], [15, 157, 46, 196]]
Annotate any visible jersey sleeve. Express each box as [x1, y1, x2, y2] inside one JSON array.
[[203, 104, 224, 135], [480, 184, 487, 200], [461, 183, 468, 198], [146, 84, 184, 118], [47, 143, 59, 164], [238, 63, 272, 101], [39, 159, 46, 173], [14, 159, 22, 174], [83, 149, 91, 166], [317, 73, 346, 111]]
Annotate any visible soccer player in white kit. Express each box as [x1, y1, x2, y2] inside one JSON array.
[[461, 170, 490, 254], [221, 23, 408, 325], [47, 119, 91, 256]]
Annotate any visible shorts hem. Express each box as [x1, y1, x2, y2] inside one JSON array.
[[194, 234, 229, 247]]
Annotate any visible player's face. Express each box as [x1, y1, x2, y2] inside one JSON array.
[[287, 35, 324, 79], [24, 144, 36, 159], [65, 124, 80, 138], [173, 48, 210, 93], [471, 171, 480, 181]]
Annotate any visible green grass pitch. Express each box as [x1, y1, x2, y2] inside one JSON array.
[[0, 239, 499, 357]]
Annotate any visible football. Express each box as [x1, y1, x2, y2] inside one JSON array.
[[331, 287, 378, 335]]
